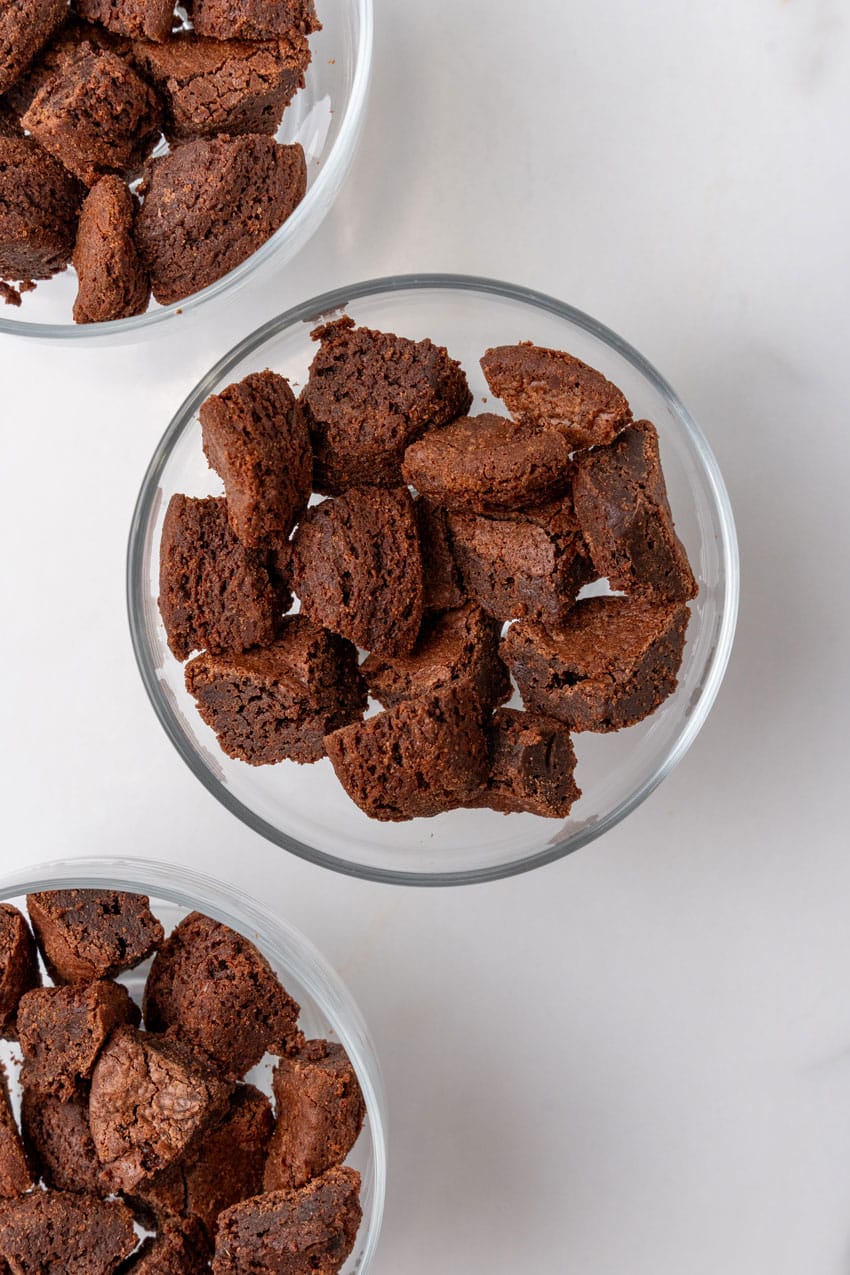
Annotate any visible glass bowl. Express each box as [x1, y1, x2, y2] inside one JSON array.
[[0, 0, 373, 344], [0, 855, 387, 1272], [127, 274, 739, 886]]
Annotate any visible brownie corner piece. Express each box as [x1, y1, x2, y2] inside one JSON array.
[[26, 888, 164, 983], [0, 903, 40, 1040], [467, 707, 581, 818], [73, 174, 150, 323], [0, 1190, 137, 1274]]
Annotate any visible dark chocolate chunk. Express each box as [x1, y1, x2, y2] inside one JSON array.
[[0, 904, 40, 1040], [26, 888, 164, 984], [20, 1087, 108, 1196], [0, 135, 83, 284], [76, 0, 176, 43], [189, 0, 321, 41], [72, 175, 150, 323], [0, 1063, 34, 1199], [465, 707, 581, 817], [0, 1190, 137, 1274], [0, 0, 66, 97]]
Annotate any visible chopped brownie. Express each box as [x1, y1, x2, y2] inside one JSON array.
[[158, 494, 279, 661], [402, 413, 573, 514], [185, 615, 367, 766], [502, 596, 691, 732], [72, 175, 150, 323], [121, 1218, 210, 1273], [362, 602, 510, 712], [325, 680, 489, 822], [571, 419, 698, 602], [414, 496, 465, 611], [189, 0, 321, 41], [5, 17, 134, 116], [89, 1025, 233, 1191], [212, 1166, 362, 1275], [0, 0, 66, 96], [0, 1064, 34, 1199], [264, 1040, 365, 1192], [143, 911, 300, 1078], [200, 369, 312, 548], [26, 888, 164, 984], [0, 136, 83, 284], [0, 1190, 137, 1274], [76, 0, 176, 43], [20, 1087, 108, 1195], [300, 316, 473, 494], [136, 134, 307, 305], [481, 342, 633, 449], [0, 904, 40, 1040], [291, 486, 425, 657], [465, 707, 581, 817]]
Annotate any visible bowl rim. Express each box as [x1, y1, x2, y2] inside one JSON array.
[[127, 272, 740, 887], [0, 0, 374, 343]]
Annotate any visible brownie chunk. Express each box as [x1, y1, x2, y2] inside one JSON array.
[[20, 1088, 107, 1195], [447, 493, 594, 626], [22, 46, 163, 188], [18, 979, 141, 1101], [291, 486, 424, 657], [89, 1025, 233, 1191], [0, 1064, 34, 1199], [415, 496, 465, 611], [122, 1218, 210, 1273], [72, 175, 150, 323], [402, 413, 573, 515], [189, 0, 320, 41], [26, 889, 164, 984], [0, 0, 66, 96], [158, 494, 279, 662], [0, 1190, 137, 1274], [481, 342, 633, 449], [0, 136, 83, 284], [213, 1166, 362, 1275], [143, 911, 300, 1078], [5, 16, 134, 116], [301, 317, 473, 494], [136, 134, 307, 305], [502, 596, 691, 732], [200, 369, 312, 548], [185, 616, 367, 766], [466, 708, 581, 818], [76, 0, 176, 43], [325, 680, 489, 822], [265, 1040, 365, 1192], [133, 33, 311, 140], [572, 419, 698, 602], [362, 602, 510, 712], [0, 904, 40, 1040]]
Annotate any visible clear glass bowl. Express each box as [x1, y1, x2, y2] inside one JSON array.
[[0, 0, 373, 344], [0, 855, 387, 1272], [127, 274, 739, 886]]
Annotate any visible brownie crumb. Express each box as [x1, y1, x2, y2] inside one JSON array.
[[20, 1088, 109, 1196], [0, 1190, 137, 1274], [76, 0, 177, 43], [0, 0, 67, 97], [121, 1217, 210, 1273], [26, 888, 164, 984], [0, 1063, 34, 1199], [414, 496, 466, 611], [73, 175, 150, 323], [466, 707, 581, 818], [0, 136, 83, 285], [0, 904, 40, 1040], [189, 0, 321, 41]]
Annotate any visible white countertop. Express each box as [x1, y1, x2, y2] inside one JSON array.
[[2, 1, 849, 1270]]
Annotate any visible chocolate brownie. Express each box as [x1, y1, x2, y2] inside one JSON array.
[[0, 136, 83, 285], [136, 134, 307, 305], [0, 0, 66, 96], [76, 0, 176, 43], [502, 596, 691, 732], [0, 1192, 137, 1274], [158, 494, 279, 661], [212, 1166, 362, 1275], [5, 17, 134, 116], [89, 1025, 233, 1191], [26, 888, 164, 984], [200, 369, 312, 548], [402, 413, 573, 514], [185, 617, 367, 766], [571, 419, 698, 602], [362, 602, 510, 712], [17, 979, 141, 1101], [121, 1218, 210, 1273], [0, 1064, 34, 1199], [22, 46, 163, 188], [72, 175, 150, 323], [189, 0, 321, 41], [414, 496, 465, 612], [0, 904, 40, 1040], [133, 33, 311, 141], [143, 911, 300, 1078], [291, 486, 425, 657], [481, 342, 633, 449], [325, 680, 489, 822], [447, 493, 594, 626], [20, 1088, 108, 1195], [300, 317, 472, 493], [264, 1040, 365, 1192], [465, 707, 581, 818]]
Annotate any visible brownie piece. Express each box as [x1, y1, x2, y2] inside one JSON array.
[[0, 1190, 137, 1274], [133, 32, 311, 141], [5, 16, 134, 116], [185, 616, 367, 766], [0, 904, 40, 1040], [502, 596, 691, 732], [362, 602, 510, 712], [465, 708, 581, 818], [301, 316, 472, 494], [291, 486, 424, 657], [0, 0, 66, 96], [189, 0, 320, 41], [136, 134, 306, 305], [121, 1218, 210, 1273], [200, 369, 312, 548], [402, 413, 573, 515], [158, 494, 279, 662], [212, 1166, 362, 1275], [447, 493, 594, 626], [414, 496, 465, 612], [572, 419, 698, 602], [0, 136, 83, 284], [481, 342, 633, 449], [0, 1064, 34, 1199], [89, 1025, 233, 1192], [17, 979, 141, 1101], [325, 680, 489, 822], [72, 175, 150, 323], [143, 911, 300, 1078], [22, 46, 163, 188], [20, 1087, 108, 1195], [265, 1040, 365, 1192], [26, 889, 163, 985], [76, 0, 176, 43]]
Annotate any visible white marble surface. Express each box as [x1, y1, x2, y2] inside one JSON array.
[[2, 0, 849, 1270]]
